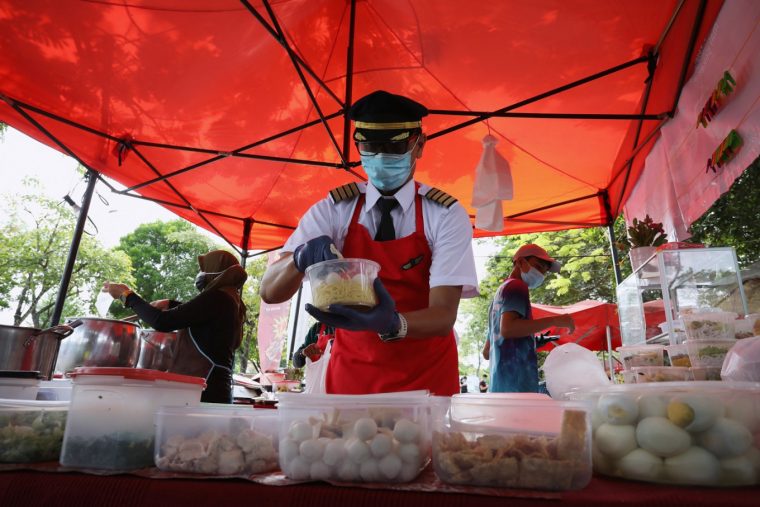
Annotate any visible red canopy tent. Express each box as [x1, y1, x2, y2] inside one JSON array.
[[0, 0, 722, 254], [533, 300, 621, 352]]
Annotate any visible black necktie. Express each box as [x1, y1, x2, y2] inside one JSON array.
[[374, 198, 399, 241]]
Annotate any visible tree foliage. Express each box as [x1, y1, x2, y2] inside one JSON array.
[[236, 255, 268, 373], [0, 179, 133, 327]]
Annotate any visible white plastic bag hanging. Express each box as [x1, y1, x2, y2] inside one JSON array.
[[95, 289, 112, 317], [721, 336, 760, 382], [543, 343, 611, 399], [471, 134, 513, 231]]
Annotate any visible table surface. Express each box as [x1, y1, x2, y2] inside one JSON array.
[[1, 469, 759, 507]]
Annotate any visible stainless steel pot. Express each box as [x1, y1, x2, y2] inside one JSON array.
[[54, 317, 141, 375], [0, 322, 80, 380], [137, 329, 178, 371]]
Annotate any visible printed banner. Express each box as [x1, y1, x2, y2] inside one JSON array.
[[256, 252, 292, 372]]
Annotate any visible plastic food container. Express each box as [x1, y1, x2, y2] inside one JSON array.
[[690, 367, 722, 381], [272, 380, 301, 393], [621, 370, 637, 384], [657, 320, 687, 344], [432, 396, 592, 490], [686, 339, 736, 368], [36, 379, 73, 401], [305, 258, 380, 311], [60, 367, 205, 470], [616, 345, 665, 369], [681, 312, 737, 341], [155, 405, 278, 476], [631, 366, 692, 383], [277, 391, 431, 483], [568, 382, 760, 486], [0, 399, 69, 463], [0, 371, 42, 400], [664, 344, 691, 367], [734, 314, 759, 339]]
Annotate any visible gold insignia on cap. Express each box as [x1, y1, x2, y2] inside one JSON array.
[[424, 187, 458, 208], [389, 132, 411, 141], [353, 121, 423, 130], [354, 131, 367, 141], [329, 182, 361, 203]]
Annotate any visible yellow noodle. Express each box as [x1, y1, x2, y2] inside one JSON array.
[[313, 279, 376, 309]]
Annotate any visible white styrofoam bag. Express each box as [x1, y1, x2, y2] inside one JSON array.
[[543, 343, 611, 399]]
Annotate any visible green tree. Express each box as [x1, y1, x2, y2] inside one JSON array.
[[0, 122, 7, 141], [236, 255, 268, 373], [0, 179, 133, 327], [114, 220, 219, 316]]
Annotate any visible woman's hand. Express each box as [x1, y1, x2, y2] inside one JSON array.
[[553, 314, 576, 334], [104, 282, 131, 300]]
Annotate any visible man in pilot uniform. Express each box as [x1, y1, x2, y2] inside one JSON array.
[[260, 90, 478, 396]]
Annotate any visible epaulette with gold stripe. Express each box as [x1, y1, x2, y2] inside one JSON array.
[[424, 187, 457, 208], [329, 182, 360, 203]]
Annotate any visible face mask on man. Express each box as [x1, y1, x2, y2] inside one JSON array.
[[359, 138, 418, 191], [520, 265, 546, 289]]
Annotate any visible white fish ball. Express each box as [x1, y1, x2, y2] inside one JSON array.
[[595, 423, 637, 459], [370, 433, 393, 458], [279, 438, 300, 464], [323, 438, 346, 466], [299, 438, 325, 462], [289, 421, 313, 443], [637, 395, 668, 419], [597, 394, 639, 425], [398, 462, 420, 482], [698, 418, 753, 458], [354, 417, 378, 441], [397, 442, 421, 465], [664, 447, 720, 485], [618, 448, 664, 482], [288, 456, 311, 480], [719, 456, 756, 486], [393, 419, 420, 443], [337, 461, 359, 481], [310, 461, 332, 481], [359, 458, 380, 482], [378, 454, 402, 480], [635, 417, 692, 458], [346, 437, 370, 463]]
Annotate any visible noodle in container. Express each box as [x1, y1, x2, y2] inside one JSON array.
[[306, 258, 380, 311]]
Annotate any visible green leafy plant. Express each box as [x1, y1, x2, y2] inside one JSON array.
[[625, 215, 667, 248]]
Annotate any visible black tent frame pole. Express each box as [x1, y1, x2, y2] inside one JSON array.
[[342, 0, 357, 165], [50, 170, 99, 326], [240, 218, 253, 268], [288, 285, 304, 367], [601, 190, 623, 285], [428, 111, 667, 120]]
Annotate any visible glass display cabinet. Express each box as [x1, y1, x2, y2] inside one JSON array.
[[617, 247, 749, 346]]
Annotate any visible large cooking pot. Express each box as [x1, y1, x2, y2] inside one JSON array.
[[137, 329, 178, 371], [54, 317, 141, 375], [0, 322, 80, 380]]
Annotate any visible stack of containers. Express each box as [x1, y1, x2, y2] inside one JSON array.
[[0, 398, 69, 463], [60, 367, 205, 470], [0, 371, 42, 400], [154, 405, 279, 476], [276, 391, 431, 483], [681, 311, 738, 382], [569, 382, 760, 486], [615, 344, 667, 383], [431, 394, 592, 490]]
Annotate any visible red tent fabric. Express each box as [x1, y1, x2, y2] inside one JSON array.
[[0, 1, 722, 252], [533, 300, 621, 352]]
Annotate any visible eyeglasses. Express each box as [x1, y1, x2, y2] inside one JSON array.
[[356, 135, 419, 156]]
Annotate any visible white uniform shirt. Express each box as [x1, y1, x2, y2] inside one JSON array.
[[283, 180, 479, 298]]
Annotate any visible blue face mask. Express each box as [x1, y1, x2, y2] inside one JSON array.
[[360, 140, 418, 191], [521, 266, 546, 289]]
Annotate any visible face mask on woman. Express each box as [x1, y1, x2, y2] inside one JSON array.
[[520, 266, 546, 289], [195, 271, 221, 292], [359, 138, 418, 191]]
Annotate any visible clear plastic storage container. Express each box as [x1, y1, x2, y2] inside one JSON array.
[[277, 391, 431, 483], [690, 366, 722, 381], [621, 370, 637, 384], [631, 366, 692, 383], [60, 367, 205, 470], [0, 399, 69, 463], [305, 258, 380, 311], [568, 382, 760, 486], [432, 396, 592, 490], [36, 379, 73, 401], [155, 404, 278, 476], [616, 345, 665, 369], [0, 371, 42, 400], [734, 314, 759, 339], [664, 344, 690, 367], [686, 339, 736, 368], [681, 312, 737, 341]]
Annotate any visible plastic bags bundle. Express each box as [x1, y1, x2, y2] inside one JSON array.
[[543, 343, 611, 399]]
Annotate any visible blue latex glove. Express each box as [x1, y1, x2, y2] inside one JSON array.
[[305, 278, 400, 335], [293, 235, 339, 273]]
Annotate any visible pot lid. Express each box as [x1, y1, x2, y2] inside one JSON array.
[[69, 367, 206, 386], [0, 370, 42, 379]]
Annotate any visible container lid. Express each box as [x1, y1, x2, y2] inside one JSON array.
[[616, 344, 664, 351], [0, 398, 69, 409], [69, 367, 206, 386], [0, 370, 42, 379], [276, 390, 429, 407]]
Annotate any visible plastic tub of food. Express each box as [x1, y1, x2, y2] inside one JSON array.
[[36, 379, 73, 401], [277, 391, 431, 483], [305, 258, 380, 311], [155, 404, 278, 476], [60, 367, 205, 470], [432, 396, 591, 490], [0, 399, 69, 463], [689, 366, 722, 381], [0, 371, 42, 400], [616, 345, 665, 369], [568, 382, 760, 486], [734, 314, 759, 339], [621, 370, 637, 384], [664, 344, 691, 367], [681, 311, 737, 341], [272, 380, 301, 393], [686, 339, 736, 368], [631, 366, 692, 383]]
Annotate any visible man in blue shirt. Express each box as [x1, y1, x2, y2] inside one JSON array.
[[482, 244, 575, 392]]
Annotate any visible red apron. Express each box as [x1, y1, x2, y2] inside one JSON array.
[[325, 188, 460, 396]]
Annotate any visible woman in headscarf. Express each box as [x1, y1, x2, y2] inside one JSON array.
[[105, 250, 247, 403]]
